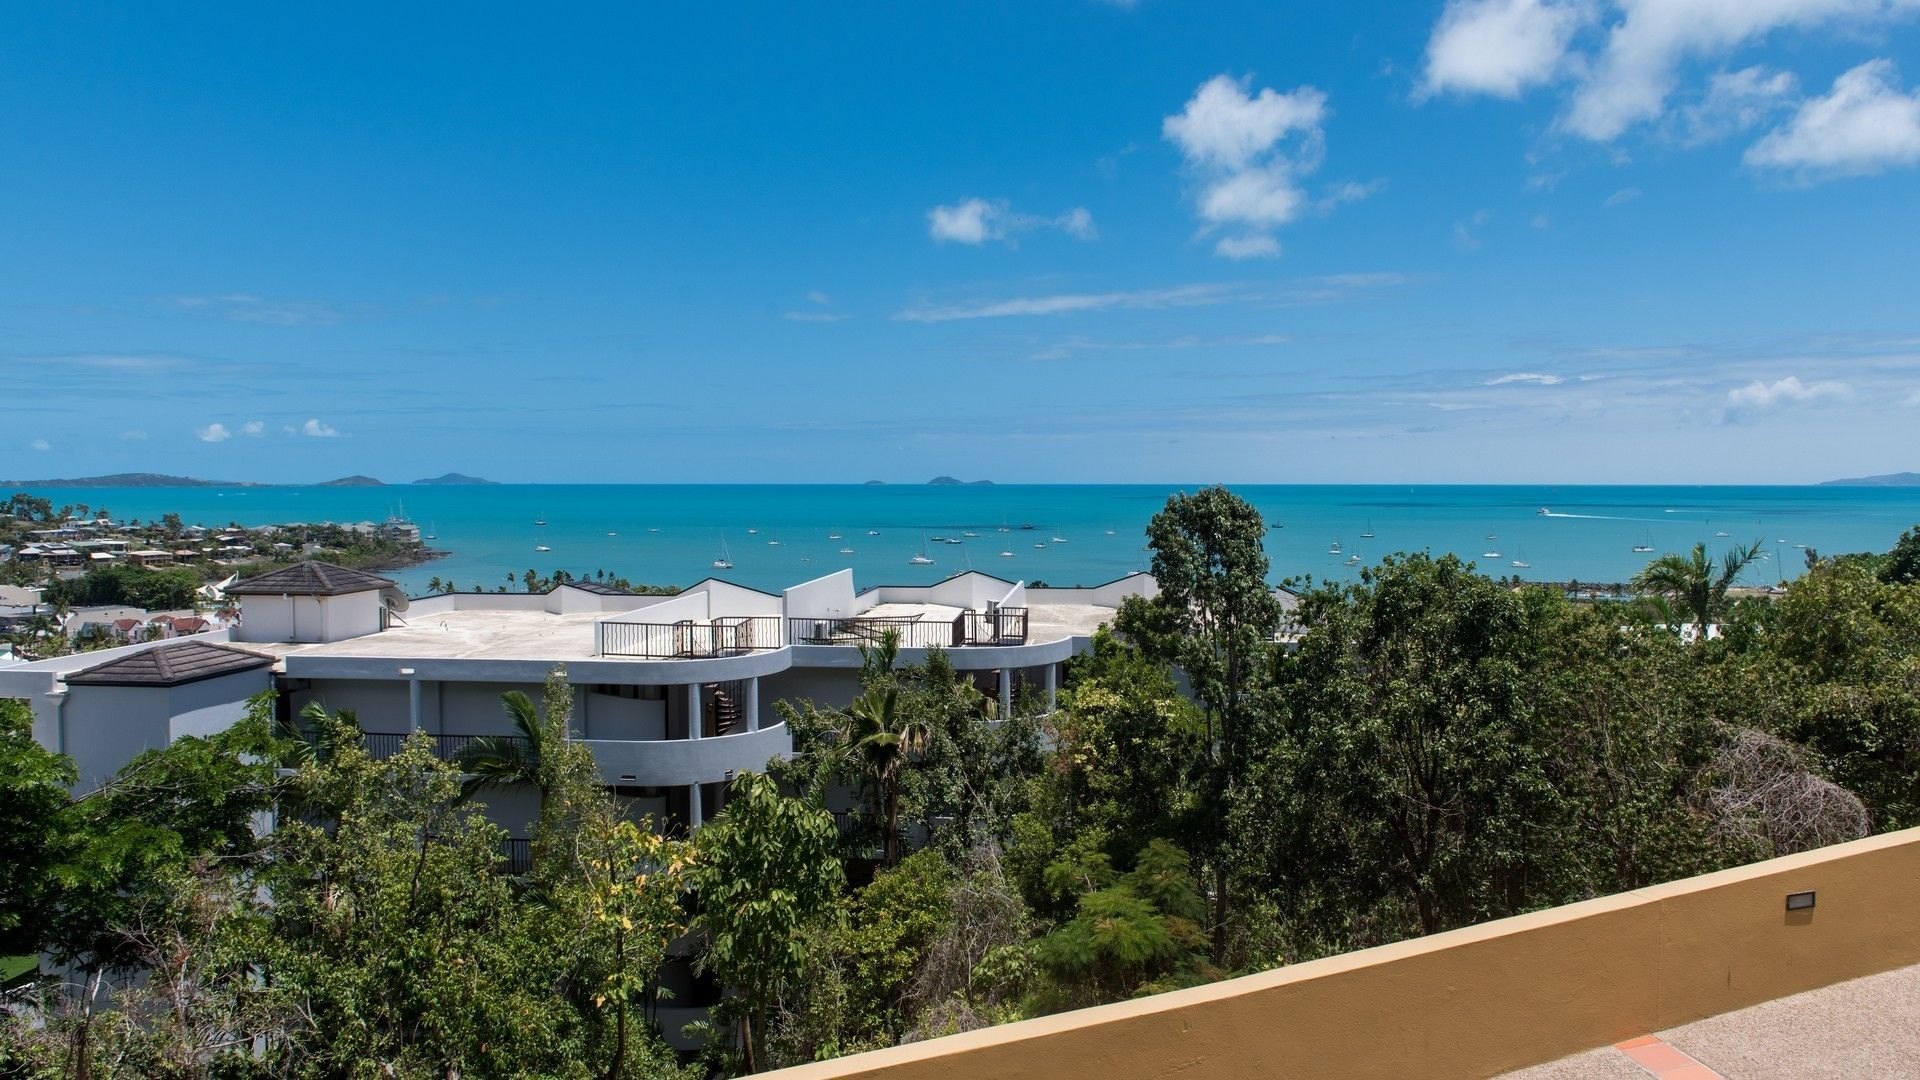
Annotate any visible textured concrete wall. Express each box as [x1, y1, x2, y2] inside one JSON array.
[[765, 828, 1920, 1080]]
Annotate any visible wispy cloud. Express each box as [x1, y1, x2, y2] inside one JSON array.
[[1603, 186, 1642, 206], [1027, 332, 1292, 362], [896, 283, 1238, 322], [166, 294, 342, 326], [197, 423, 233, 443], [784, 291, 849, 322], [1489, 372, 1567, 385], [300, 418, 342, 438], [241, 420, 265, 437], [29, 438, 51, 452], [927, 198, 1097, 245], [119, 429, 148, 441], [896, 273, 1409, 323]]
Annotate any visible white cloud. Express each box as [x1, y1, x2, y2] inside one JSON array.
[[806, 290, 833, 306], [29, 438, 51, 452], [927, 197, 1097, 245], [1164, 75, 1338, 258], [1420, 0, 1920, 146], [197, 423, 232, 443], [1726, 375, 1852, 407], [1490, 372, 1568, 384], [119, 429, 148, 441], [1530, 211, 1553, 228], [1215, 234, 1282, 260], [1746, 59, 1920, 177], [300, 418, 341, 438], [1679, 65, 1799, 143], [241, 420, 265, 437], [1164, 75, 1327, 171], [1603, 185, 1643, 206], [1565, 0, 1919, 142], [1420, 0, 1593, 99]]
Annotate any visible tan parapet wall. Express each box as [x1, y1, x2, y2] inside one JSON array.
[[768, 827, 1920, 1080]]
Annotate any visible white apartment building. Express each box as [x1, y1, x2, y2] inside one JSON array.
[[3, 560, 1157, 835]]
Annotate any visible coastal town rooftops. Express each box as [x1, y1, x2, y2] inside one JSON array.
[[64, 640, 275, 687], [225, 560, 397, 596]]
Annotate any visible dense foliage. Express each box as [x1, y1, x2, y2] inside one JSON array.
[[6, 486, 1920, 1077]]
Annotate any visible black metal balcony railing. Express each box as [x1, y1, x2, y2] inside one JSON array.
[[361, 731, 533, 762], [597, 615, 784, 659], [788, 607, 1029, 650], [498, 838, 533, 875]]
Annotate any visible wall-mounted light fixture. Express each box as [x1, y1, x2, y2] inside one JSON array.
[[1786, 891, 1816, 912]]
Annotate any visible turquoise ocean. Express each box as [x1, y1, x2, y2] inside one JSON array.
[[19, 485, 1920, 596]]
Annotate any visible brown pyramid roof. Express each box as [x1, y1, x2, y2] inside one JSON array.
[[65, 640, 276, 687], [224, 560, 396, 597]]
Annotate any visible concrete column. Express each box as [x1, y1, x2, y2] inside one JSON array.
[[999, 668, 1013, 718], [745, 677, 760, 733], [404, 670, 421, 734], [688, 783, 704, 831], [1044, 663, 1057, 714], [686, 683, 703, 740]]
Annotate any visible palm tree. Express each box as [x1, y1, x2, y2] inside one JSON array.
[[842, 685, 932, 867], [454, 690, 553, 805], [1632, 539, 1765, 645]]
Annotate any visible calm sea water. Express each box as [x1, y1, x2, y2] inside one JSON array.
[[19, 484, 1920, 595]]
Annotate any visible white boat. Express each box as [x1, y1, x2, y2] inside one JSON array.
[[712, 536, 733, 570], [867, 529, 880, 536], [1511, 559, 1531, 569], [1482, 548, 1501, 559], [963, 531, 980, 538], [1360, 519, 1375, 539], [829, 530, 842, 540], [425, 522, 437, 540], [534, 544, 551, 553], [945, 538, 963, 545], [1105, 527, 1116, 535], [1344, 554, 1361, 566], [608, 531, 617, 537], [1050, 536, 1067, 544], [1715, 530, 1730, 538], [1329, 540, 1342, 554], [1536, 507, 1551, 516], [534, 518, 547, 527], [838, 546, 854, 555], [768, 539, 780, 546], [910, 533, 935, 565], [999, 549, 1015, 557], [748, 527, 759, 535], [1034, 542, 1046, 549], [1633, 531, 1654, 554]]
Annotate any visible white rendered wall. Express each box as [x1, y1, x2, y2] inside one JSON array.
[[784, 569, 862, 618]]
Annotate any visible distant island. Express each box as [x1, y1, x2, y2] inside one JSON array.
[[927, 476, 993, 486], [414, 472, 496, 485], [863, 480, 887, 486], [5, 472, 497, 489], [0, 472, 253, 488], [1820, 472, 1920, 487]]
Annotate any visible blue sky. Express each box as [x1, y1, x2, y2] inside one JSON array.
[[5, 1, 1920, 484]]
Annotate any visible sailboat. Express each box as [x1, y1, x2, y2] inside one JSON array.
[[999, 547, 1015, 557], [1329, 539, 1342, 555], [712, 536, 733, 570], [829, 529, 842, 540], [534, 516, 547, 527], [838, 545, 854, 555], [534, 544, 551, 553], [909, 533, 935, 565], [1482, 535, 1502, 558], [425, 522, 437, 540], [1360, 519, 1375, 539], [1632, 531, 1654, 554], [1510, 548, 1531, 569]]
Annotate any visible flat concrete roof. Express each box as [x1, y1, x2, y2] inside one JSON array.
[[1499, 962, 1920, 1079], [261, 601, 1119, 665], [265, 608, 608, 662]]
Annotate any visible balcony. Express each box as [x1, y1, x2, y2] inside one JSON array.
[[597, 615, 784, 659], [361, 731, 531, 762]]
